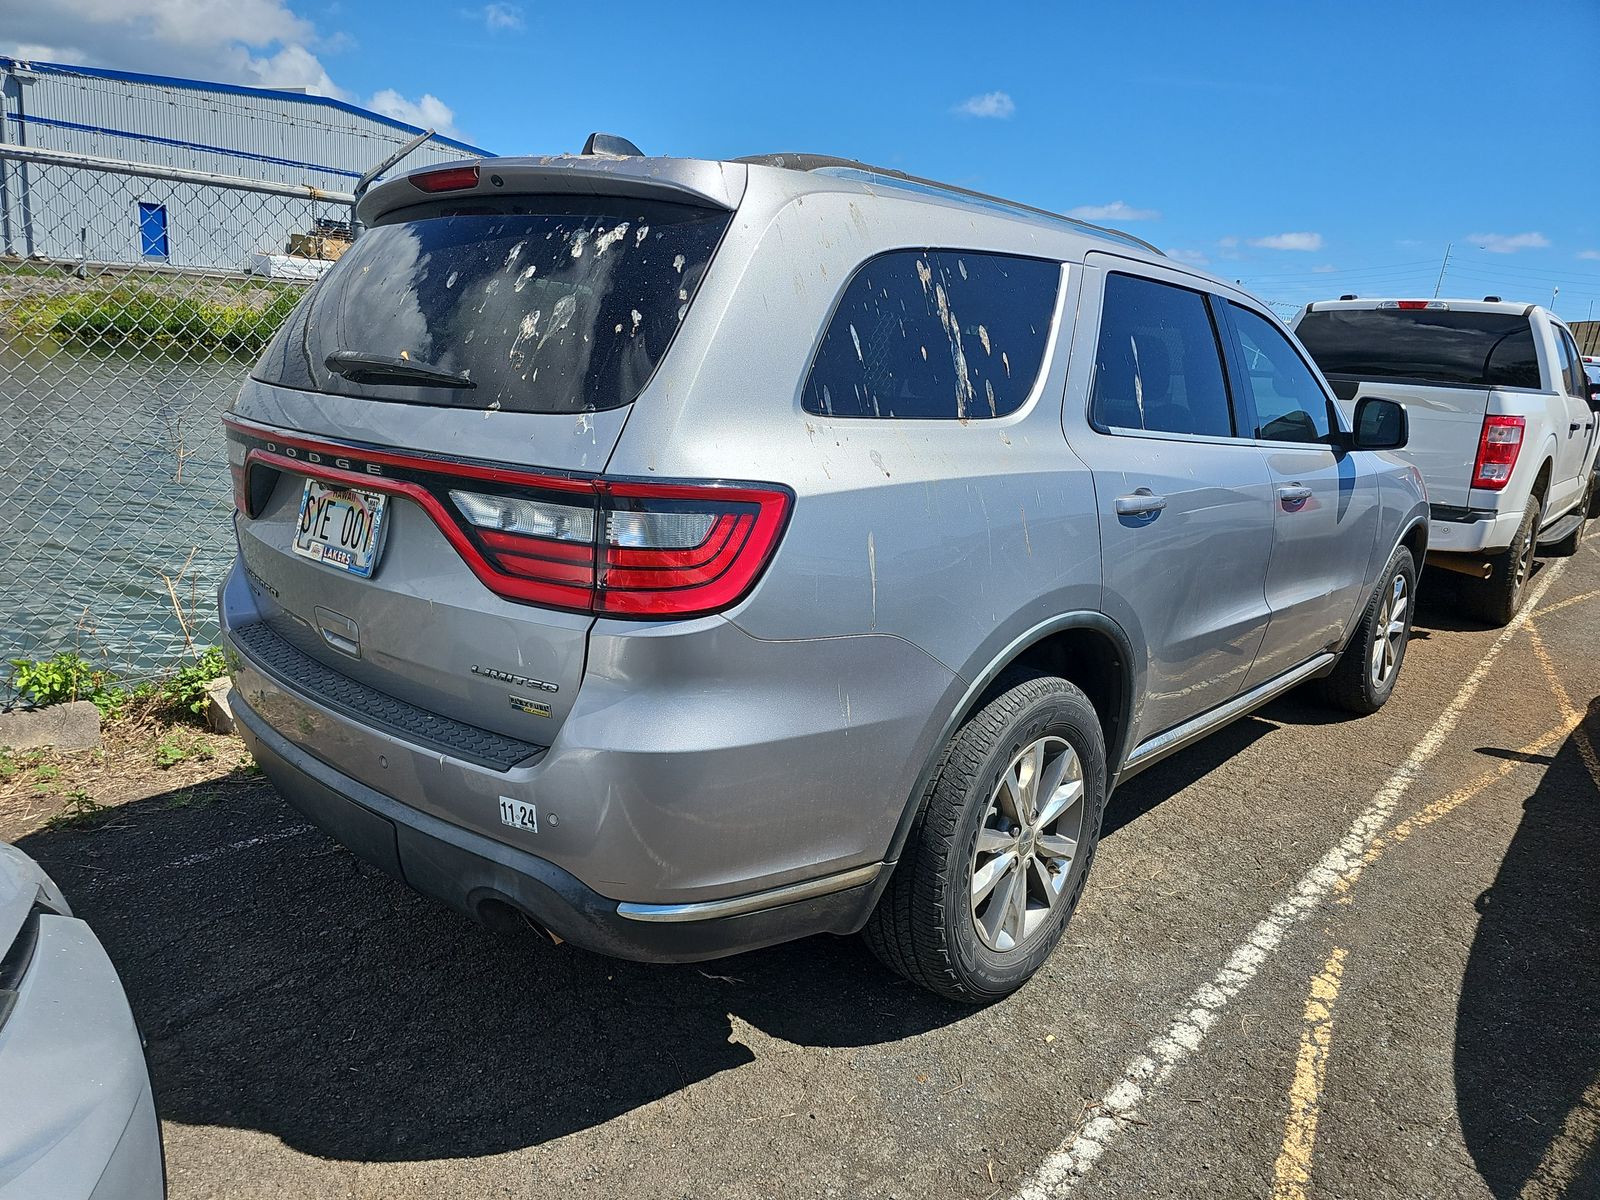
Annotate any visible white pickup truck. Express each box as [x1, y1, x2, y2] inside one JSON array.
[[1293, 299, 1600, 624]]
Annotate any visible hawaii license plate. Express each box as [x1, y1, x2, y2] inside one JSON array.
[[292, 479, 388, 578]]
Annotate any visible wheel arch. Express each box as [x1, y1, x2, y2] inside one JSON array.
[[880, 612, 1137, 869]]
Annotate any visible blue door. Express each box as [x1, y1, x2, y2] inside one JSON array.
[[137, 202, 169, 259]]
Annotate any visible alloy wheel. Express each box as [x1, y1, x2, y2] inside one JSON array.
[[1369, 571, 1409, 689], [969, 736, 1086, 953]]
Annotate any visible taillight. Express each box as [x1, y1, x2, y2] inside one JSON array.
[[409, 163, 480, 193], [1471, 415, 1525, 490], [226, 419, 792, 618], [445, 481, 790, 617], [597, 481, 790, 616]]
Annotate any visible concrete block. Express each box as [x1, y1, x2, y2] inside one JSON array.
[[203, 678, 236, 735], [0, 700, 102, 751]]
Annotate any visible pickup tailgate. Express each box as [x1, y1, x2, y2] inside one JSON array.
[[1326, 378, 1489, 509]]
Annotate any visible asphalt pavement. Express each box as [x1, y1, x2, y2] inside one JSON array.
[[21, 539, 1600, 1200]]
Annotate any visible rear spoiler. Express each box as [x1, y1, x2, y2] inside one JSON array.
[[357, 156, 748, 225]]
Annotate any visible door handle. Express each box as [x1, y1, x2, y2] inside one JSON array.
[[1571, 422, 1582, 433], [1277, 484, 1313, 507], [1114, 488, 1168, 517]]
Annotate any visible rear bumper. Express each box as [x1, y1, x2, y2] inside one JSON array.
[[1428, 504, 1524, 555], [218, 552, 954, 917], [233, 695, 882, 962]]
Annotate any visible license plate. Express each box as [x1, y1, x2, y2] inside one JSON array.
[[292, 479, 388, 578], [499, 797, 537, 833]]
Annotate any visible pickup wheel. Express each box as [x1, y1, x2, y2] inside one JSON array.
[[1461, 495, 1541, 626], [862, 669, 1106, 1004], [1321, 545, 1416, 714], [1589, 474, 1600, 520]]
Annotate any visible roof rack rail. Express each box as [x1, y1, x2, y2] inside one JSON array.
[[735, 153, 1164, 257]]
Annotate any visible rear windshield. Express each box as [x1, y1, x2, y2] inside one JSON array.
[[1294, 308, 1540, 390], [252, 196, 730, 413]]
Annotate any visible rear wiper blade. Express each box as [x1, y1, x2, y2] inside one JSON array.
[[324, 350, 476, 389]]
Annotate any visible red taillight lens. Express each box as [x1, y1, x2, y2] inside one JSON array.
[[597, 482, 790, 616], [444, 481, 791, 617], [449, 489, 599, 609], [409, 163, 480, 192], [1471, 414, 1525, 490]]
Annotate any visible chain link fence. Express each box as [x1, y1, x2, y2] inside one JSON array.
[[1, 145, 353, 683]]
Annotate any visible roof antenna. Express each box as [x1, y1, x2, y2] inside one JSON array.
[[582, 132, 644, 156]]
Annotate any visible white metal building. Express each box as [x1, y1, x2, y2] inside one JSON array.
[[0, 57, 492, 271]]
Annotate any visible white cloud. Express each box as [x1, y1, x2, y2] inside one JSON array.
[[1249, 232, 1324, 252], [1218, 236, 1239, 249], [1312, 264, 1338, 273], [1577, 249, 1600, 261], [1, 0, 466, 139], [954, 90, 1015, 119], [1468, 231, 1550, 254], [480, 3, 524, 31], [369, 89, 460, 139], [1167, 248, 1210, 267], [1067, 200, 1160, 222]]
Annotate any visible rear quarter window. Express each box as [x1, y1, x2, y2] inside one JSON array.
[[803, 250, 1059, 419]]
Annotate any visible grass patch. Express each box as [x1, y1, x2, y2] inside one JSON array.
[[48, 789, 109, 830], [9, 280, 302, 354], [155, 733, 215, 770]]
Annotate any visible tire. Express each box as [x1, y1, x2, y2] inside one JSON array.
[[862, 669, 1107, 1004], [1460, 495, 1541, 626], [1589, 473, 1600, 520], [1320, 546, 1417, 714]]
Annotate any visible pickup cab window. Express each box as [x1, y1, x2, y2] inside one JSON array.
[[1294, 308, 1541, 390]]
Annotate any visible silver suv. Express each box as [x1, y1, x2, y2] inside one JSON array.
[[219, 147, 1427, 1002]]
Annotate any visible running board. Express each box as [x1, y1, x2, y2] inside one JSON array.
[[1536, 509, 1585, 553], [1117, 652, 1337, 783]]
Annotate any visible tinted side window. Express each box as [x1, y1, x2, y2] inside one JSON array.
[[1229, 304, 1334, 444], [1558, 329, 1586, 396], [1090, 273, 1234, 437], [803, 251, 1058, 419]]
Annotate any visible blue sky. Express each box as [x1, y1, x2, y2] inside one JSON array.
[[10, 0, 1599, 320]]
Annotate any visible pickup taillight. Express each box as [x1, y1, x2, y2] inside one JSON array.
[[1470, 414, 1525, 491]]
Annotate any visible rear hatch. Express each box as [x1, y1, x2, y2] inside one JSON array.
[[1294, 303, 1540, 509], [226, 163, 738, 742]]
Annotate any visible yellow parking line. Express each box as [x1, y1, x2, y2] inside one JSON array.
[[1532, 588, 1600, 619], [1518, 1074, 1600, 1200], [1332, 712, 1582, 903], [1275, 605, 1598, 1196], [1527, 621, 1600, 793], [1271, 946, 1349, 1200]]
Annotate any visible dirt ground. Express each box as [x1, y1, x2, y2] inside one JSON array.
[[9, 541, 1599, 1200]]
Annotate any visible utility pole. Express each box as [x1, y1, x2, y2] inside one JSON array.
[[1432, 242, 1451, 298], [1551, 285, 1559, 313]]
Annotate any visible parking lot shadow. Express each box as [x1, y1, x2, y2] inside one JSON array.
[[1102, 714, 1277, 837], [1454, 695, 1600, 1197], [18, 789, 961, 1163]]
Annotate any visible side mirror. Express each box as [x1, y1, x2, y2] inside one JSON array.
[[1587, 381, 1600, 413], [1348, 396, 1408, 451]]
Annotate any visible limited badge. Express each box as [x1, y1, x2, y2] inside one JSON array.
[[509, 695, 552, 718]]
